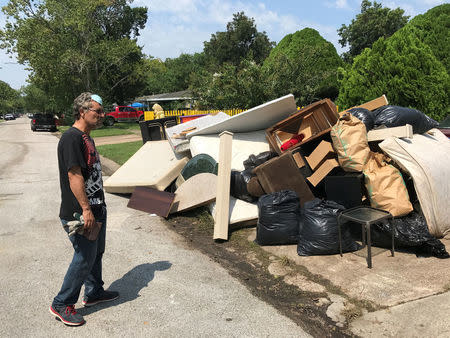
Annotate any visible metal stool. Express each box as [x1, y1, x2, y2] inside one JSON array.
[[337, 206, 394, 268]]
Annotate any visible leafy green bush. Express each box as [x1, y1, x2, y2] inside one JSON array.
[[408, 3, 450, 73], [337, 25, 449, 122]]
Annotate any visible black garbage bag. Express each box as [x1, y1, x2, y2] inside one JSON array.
[[348, 107, 375, 131], [243, 151, 278, 170], [370, 212, 449, 259], [230, 168, 256, 203], [298, 199, 360, 256], [256, 190, 300, 245], [373, 105, 439, 134]]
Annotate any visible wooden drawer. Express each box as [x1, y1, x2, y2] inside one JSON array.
[[266, 98, 338, 154]]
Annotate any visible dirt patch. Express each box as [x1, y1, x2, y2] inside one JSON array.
[[165, 207, 354, 337]]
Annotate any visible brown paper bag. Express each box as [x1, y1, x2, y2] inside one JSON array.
[[331, 113, 370, 172], [363, 152, 413, 217]]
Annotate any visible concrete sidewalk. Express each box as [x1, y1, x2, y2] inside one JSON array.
[[97, 127, 450, 337]]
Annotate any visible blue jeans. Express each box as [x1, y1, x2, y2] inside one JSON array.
[[52, 207, 107, 307]]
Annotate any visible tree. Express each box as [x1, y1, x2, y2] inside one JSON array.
[[163, 53, 207, 92], [21, 83, 52, 113], [203, 12, 274, 67], [408, 3, 450, 73], [336, 25, 449, 122], [190, 56, 268, 109], [263, 28, 343, 106], [338, 0, 409, 62], [0, 0, 148, 111], [0, 80, 20, 114]]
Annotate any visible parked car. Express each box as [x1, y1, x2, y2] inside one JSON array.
[[104, 105, 144, 126], [4, 113, 15, 120], [27, 113, 34, 119], [31, 113, 57, 132]]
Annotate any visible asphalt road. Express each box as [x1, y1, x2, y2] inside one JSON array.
[[0, 117, 310, 337]]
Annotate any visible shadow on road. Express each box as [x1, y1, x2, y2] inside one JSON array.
[[79, 261, 172, 315]]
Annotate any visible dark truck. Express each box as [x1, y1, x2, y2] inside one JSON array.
[[104, 105, 144, 126], [30, 113, 57, 132]]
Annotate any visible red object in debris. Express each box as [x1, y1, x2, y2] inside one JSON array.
[[280, 134, 305, 151]]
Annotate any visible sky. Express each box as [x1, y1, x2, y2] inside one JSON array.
[[0, 0, 446, 90]]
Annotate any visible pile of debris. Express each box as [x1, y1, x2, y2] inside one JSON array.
[[104, 94, 450, 264]]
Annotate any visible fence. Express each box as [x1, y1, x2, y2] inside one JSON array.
[[143, 106, 339, 121], [144, 108, 246, 121]]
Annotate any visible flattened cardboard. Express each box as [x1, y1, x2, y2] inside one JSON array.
[[127, 186, 175, 217], [307, 158, 340, 187], [305, 140, 335, 171]]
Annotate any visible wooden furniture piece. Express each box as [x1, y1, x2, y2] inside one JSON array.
[[266, 98, 339, 154]]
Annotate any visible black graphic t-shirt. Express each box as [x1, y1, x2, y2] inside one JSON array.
[[58, 127, 106, 220]]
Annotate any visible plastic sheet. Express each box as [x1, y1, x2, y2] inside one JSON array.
[[256, 190, 300, 245], [297, 199, 360, 256], [230, 169, 256, 203], [348, 107, 375, 131], [373, 105, 438, 134], [371, 212, 449, 259], [243, 151, 278, 170]]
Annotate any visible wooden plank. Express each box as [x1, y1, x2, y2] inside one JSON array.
[[214, 131, 233, 240], [127, 186, 175, 217], [340, 95, 389, 115], [367, 124, 413, 142]]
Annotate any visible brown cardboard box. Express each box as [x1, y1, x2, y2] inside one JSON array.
[[307, 158, 339, 187], [304, 140, 335, 171], [266, 98, 339, 154]]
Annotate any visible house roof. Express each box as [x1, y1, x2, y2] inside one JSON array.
[[135, 90, 193, 102]]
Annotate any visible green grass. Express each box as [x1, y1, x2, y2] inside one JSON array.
[[96, 141, 143, 165], [58, 122, 140, 137]]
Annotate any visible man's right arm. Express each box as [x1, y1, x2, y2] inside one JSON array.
[[68, 166, 95, 229]]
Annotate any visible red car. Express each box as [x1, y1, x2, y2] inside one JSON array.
[[104, 106, 144, 126]]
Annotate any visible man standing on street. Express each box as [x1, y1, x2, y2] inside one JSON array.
[[50, 92, 119, 326]]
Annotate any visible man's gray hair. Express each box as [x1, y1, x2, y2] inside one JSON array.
[[73, 92, 93, 120]]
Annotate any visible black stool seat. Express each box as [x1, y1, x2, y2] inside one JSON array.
[[337, 206, 394, 268]]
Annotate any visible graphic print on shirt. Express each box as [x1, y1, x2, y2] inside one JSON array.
[[82, 134, 104, 205]]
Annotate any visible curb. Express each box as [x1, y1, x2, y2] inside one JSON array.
[[100, 155, 121, 176]]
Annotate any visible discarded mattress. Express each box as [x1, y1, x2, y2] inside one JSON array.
[[104, 140, 189, 194], [187, 94, 297, 138], [165, 112, 230, 153], [379, 129, 450, 238], [209, 197, 258, 226], [189, 130, 270, 171]]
